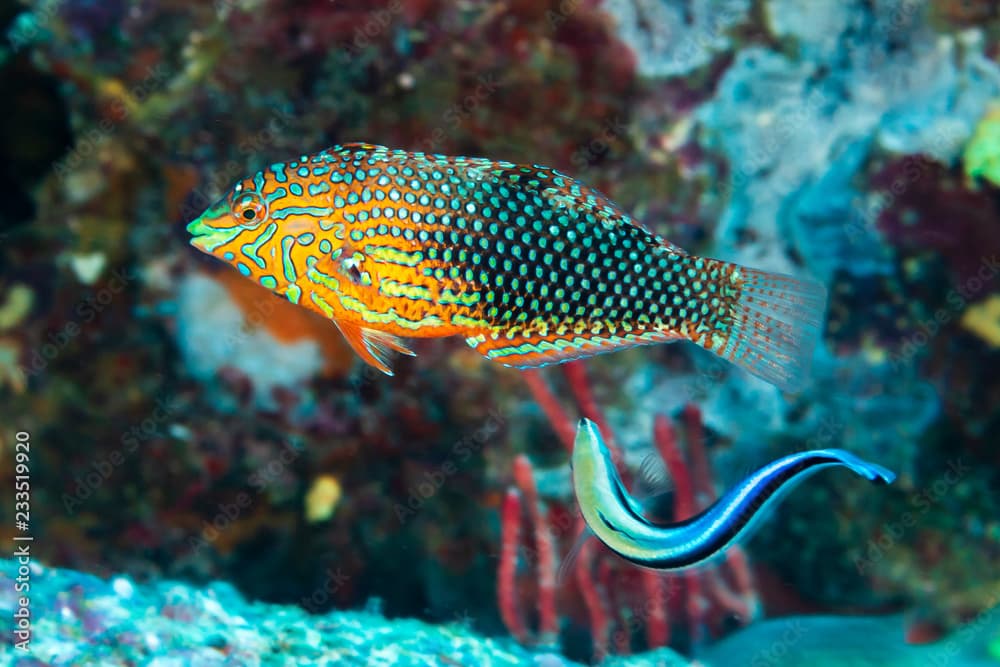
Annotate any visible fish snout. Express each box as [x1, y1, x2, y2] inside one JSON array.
[[186, 213, 240, 254]]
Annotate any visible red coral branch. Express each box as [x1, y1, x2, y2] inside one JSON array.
[[522, 370, 575, 453], [498, 488, 528, 643], [682, 404, 714, 504], [654, 415, 694, 518], [641, 568, 670, 649], [499, 364, 759, 660], [576, 533, 611, 660], [512, 455, 558, 645], [725, 547, 756, 604], [563, 361, 622, 465]]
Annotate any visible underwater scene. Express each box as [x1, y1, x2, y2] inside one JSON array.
[[2, 0, 1000, 665]]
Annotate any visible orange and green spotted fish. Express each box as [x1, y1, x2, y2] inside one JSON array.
[[186, 143, 826, 391]]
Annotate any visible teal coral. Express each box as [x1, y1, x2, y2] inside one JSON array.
[[0, 559, 691, 666], [964, 105, 1000, 187], [0, 561, 539, 666], [699, 612, 1000, 667]]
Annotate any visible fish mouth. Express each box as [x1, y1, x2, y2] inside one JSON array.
[[186, 215, 240, 254]]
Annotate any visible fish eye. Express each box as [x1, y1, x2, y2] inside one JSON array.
[[231, 192, 268, 228]]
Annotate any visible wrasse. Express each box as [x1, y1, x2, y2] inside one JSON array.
[[571, 419, 895, 570], [186, 143, 826, 390]]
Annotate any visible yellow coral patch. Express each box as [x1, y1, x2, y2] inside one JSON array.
[[964, 103, 1000, 188], [305, 475, 343, 523], [0, 284, 33, 332], [960, 295, 1000, 348]]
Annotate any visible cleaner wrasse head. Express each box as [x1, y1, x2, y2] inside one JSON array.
[[572, 418, 896, 571]]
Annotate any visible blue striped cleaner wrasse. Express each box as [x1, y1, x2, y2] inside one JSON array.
[[186, 143, 827, 390], [571, 419, 896, 571]]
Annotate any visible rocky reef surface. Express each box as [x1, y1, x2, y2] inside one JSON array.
[[0, 558, 690, 667]]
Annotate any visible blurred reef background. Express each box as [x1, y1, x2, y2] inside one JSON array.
[[1, 0, 999, 664]]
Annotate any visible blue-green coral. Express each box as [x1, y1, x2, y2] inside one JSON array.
[[965, 105, 1000, 187], [0, 559, 690, 667]]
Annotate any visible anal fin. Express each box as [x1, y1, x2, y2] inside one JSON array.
[[469, 328, 682, 369]]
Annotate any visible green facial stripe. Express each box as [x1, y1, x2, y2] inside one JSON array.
[[265, 187, 288, 203], [196, 226, 243, 251], [451, 314, 489, 328], [310, 290, 337, 319], [270, 206, 335, 220], [439, 289, 481, 308], [305, 263, 341, 292], [378, 279, 434, 302], [281, 235, 298, 283], [308, 182, 331, 196], [338, 293, 443, 330], [241, 222, 278, 269], [337, 293, 378, 319], [365, 246, 424, 267], [271, 163, 288, 183]]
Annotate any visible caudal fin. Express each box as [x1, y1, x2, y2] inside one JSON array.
[[715, 265, 827, 392]]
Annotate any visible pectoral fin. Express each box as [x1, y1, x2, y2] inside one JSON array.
[[334, 319, 415, 376]]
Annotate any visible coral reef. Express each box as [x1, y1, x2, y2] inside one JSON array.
[[0, 557, 688, 666], [964, 105, 1000, 187], [1, 0, 998, 663], [604, 0, 749, 79], [175, 269, 353, 410], [0, 0, 646, 633], [699, 609, 1000, 667]]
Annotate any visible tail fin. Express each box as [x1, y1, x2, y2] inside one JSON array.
[[712, 265, 827, 392]]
